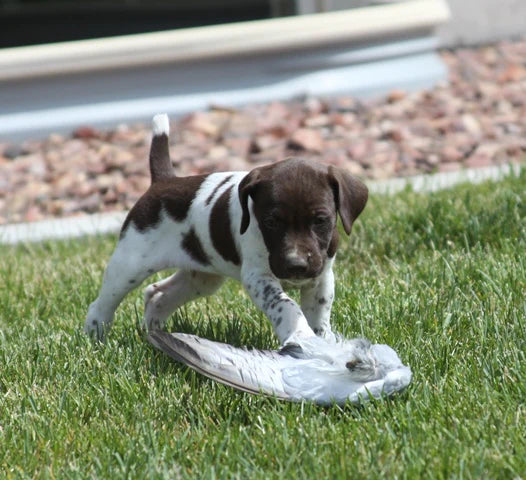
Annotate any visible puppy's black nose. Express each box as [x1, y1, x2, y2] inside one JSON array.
[[284, 255, 309, 277]]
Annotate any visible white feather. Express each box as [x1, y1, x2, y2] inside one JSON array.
[[149, 331, 412, 405]]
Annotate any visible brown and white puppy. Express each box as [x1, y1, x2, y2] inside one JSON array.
[[85, 114, 368, 345]]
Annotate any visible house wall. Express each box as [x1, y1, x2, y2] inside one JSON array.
[[437, 0, 526, 45], [296, 0, 526, 46]]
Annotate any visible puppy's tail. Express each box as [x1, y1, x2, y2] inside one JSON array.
[[149, 113, 175, 183]]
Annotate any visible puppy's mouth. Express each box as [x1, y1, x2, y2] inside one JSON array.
[[280, 277, 314, 288], [270, 257, 322, 282]]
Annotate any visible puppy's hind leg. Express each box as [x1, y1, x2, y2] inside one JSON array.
[[144, 270, 224, 331], [85, 240, 156, 340]]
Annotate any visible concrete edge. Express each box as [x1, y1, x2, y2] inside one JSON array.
[[0, 0, 450, 81], [0, 49, 447, 141], [1, 163, 522, 245], [367, 163, 523, 194]]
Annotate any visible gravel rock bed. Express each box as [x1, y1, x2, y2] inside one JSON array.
[[1, 40, 525, 225]]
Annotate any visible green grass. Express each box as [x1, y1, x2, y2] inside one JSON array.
[[1, 171, 525, 479]]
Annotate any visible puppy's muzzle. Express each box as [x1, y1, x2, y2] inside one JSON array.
[[284, 254, 309, 277], [278, 249, 320, 279]]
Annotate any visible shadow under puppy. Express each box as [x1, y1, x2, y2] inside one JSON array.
[[85, 114, 368, 353]]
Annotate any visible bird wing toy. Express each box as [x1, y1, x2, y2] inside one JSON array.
[[148, 331, 411, 405]]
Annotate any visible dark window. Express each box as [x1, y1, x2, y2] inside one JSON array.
[[0, 0, 292, 48]]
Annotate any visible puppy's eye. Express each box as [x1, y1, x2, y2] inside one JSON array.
[[313, 215, 329, 226], [264, 215, 281, 230]]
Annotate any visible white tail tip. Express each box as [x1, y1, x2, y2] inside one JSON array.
[[152, 113, 169, 136]]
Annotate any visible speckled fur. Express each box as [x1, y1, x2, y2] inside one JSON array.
[[85, 114, 368, 347]]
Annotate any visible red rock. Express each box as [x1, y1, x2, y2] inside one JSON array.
[[48, 134, 65, 146], [250, 144, 287, 164], [439, 162, 462, 173], [287, 128, 324, 153], [49, 200, 65, 215], [207, 146, 229, 160], [103, 147, 134, 169], [304, 97, 326, 114], [60, 139, 87, 156], [76, 194, 101, 212], [266, 101, 289, 119], [227, 113, 258, 137], [103, 190, 118, 203], [226, 138, 251, 158], [497, 64, 526, 83], [180, 129, 210, 147], [330, 113, 357, 128], [129, 176, 150, 192], [186, 113, 221, 137], [387, 89, 406, 103], [218, 156, 249, 171], [266, 124, 293, 139], [73, 126, 100, 140], [322, 150, 348, 167], [425, 154, 441, 167], [303, 114, 331, 128], [115, 177, 129, 195], [250, 134, 283, 154], [347, 140, 371, 163], [345, 160, 365, 176], [460, 114, 482, 136], [464, 154, 494, 168], [332, 97, 360, 112], [440, 146, 463, 163], [475, 143, 501, 157], [24, 206, 43, 222], [368, 162, 396, 180], [385, 128, 405, 143]]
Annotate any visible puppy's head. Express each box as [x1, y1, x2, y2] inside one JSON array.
[[239, 158, 368, 280]]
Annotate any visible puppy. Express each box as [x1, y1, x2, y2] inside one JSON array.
[[85, 114, 368, 345]]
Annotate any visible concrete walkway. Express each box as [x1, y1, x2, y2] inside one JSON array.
[[1, 163, 522, 245]]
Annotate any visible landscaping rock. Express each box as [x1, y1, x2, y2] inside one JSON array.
[[1, 39, 525, 224], [288, 128, 324, 153]]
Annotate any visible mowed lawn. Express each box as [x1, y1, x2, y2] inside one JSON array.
[[1, 171, 525, 479]]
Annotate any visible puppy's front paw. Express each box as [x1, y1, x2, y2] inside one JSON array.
[[143, 282, 159, 306], [143, 289, 167, 331], [313, 327, 336, 342], [84, 303, 107, 341]]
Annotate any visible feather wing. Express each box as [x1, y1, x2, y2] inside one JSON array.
[[148, 331, 412, 405], [148, 330, 293, 400]]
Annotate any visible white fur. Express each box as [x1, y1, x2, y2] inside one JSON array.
[[152, 113, 169, 136]]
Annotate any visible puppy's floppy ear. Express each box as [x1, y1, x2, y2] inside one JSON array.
[[328, 165, 368, 235], [238, 169, 261, 234]]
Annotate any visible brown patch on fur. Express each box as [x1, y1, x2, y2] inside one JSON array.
[[209, 185, 241, 265], [121, 175, 208, 235], [238, 158, 367, 279], [328, 165, 368, 235], [205, 175, 234, 206], [149, 133, 174, 183], [182, 228, 210, 265], [327, 228, 339, 258]]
